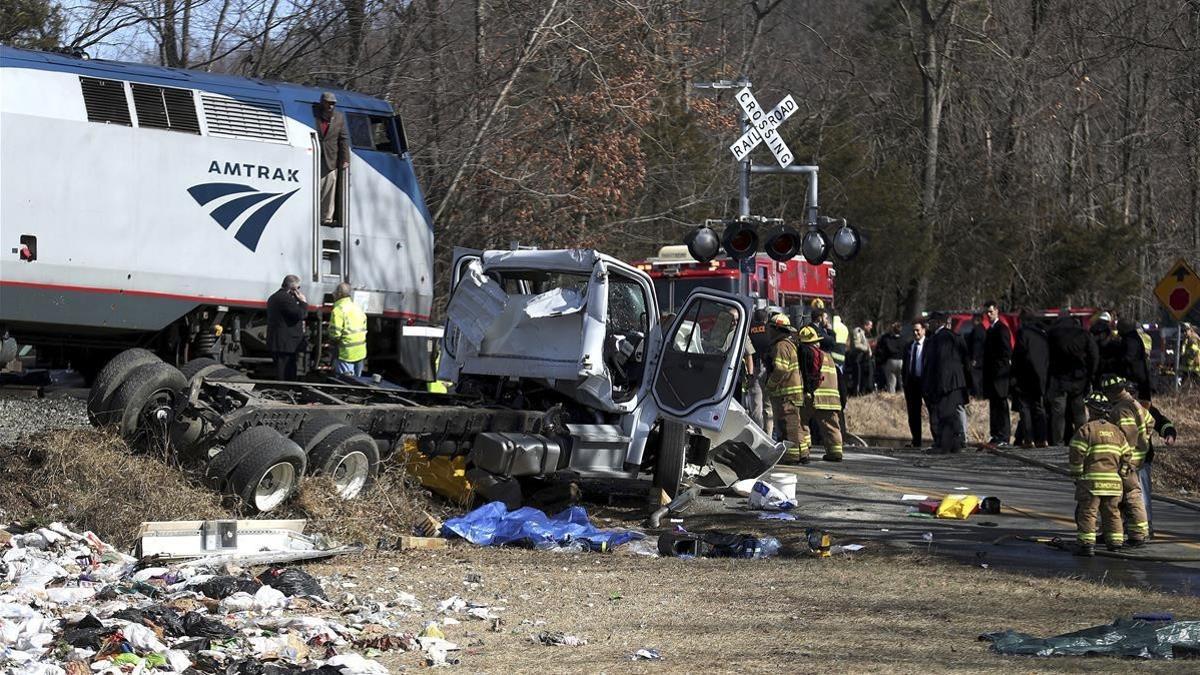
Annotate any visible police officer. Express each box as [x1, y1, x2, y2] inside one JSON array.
[[328, 282, 368, 376], [746, 308, 772, 431], [1069, 391, 1132, 556], [798, 325, 843, 462], [765, 314, 808, 464]]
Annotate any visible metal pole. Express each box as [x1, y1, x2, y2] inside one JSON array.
[[738, 113, 752, 298], [1176, 323, 1183, 391]]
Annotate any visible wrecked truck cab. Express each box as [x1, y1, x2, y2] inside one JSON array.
[[439, 248, 785, 498]]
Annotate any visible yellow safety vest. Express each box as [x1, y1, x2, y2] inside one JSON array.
[[329, 297, 368, 363], [831, 318, 849, 366], [1137, 329, 1152, 358], [1185, 336, 1200, 374]]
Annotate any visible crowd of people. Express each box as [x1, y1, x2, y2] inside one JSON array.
[[745, 300, 1191, 556]]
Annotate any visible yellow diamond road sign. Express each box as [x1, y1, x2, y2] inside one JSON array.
[[1154, 258, 1200, 321]]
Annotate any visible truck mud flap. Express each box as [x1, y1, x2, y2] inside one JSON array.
[[695, 399, 784, 487]]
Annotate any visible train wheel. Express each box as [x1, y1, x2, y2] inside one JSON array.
[[308, 426, 379, 499], [226, 427, 306, 512], [108, 361, 187, 453], [87, 348, 161, 426]]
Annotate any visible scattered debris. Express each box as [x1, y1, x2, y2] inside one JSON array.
[[748, 480, 795, 511], [935, 494, 980, 520], [805, 528, 832, 558], [532, 631, 588, 647], [0, 520, 490, 672], [900, 494, 929, 501], [981, 617, 1200, 658], [758, 512, 797, 521], [396, 535, 448, 550], [657, 530, 780, 559], [632, 648, 662, 660]]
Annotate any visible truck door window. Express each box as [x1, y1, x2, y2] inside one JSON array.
[[607, 277, 648, 335]]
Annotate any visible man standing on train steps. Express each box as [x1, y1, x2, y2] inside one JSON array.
[[315, 92, 350, 226]]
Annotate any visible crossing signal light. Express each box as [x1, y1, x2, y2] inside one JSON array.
[[722, 220, 759, 260], [832, 222, 862, 261], [763, 224, 802, 262], [684, 225, 721, 263], [801, 227, 830, 265]]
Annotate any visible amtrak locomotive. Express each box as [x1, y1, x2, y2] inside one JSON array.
[[0, 46, 434, 380]]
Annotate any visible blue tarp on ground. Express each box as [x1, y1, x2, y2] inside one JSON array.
[[441, 501, 643, 551]]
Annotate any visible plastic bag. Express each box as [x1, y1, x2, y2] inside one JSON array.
[[748, 480, 795, 511], [196, 575, 262, 599], [935, 494, 979, 520], [258, 567, 327, 599], [181, 611, 237, 638]]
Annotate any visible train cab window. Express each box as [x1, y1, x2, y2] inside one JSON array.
[[347, 113, 401, 153]]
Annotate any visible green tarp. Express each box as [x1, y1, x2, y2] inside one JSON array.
[[981, 618, 1200, 659]]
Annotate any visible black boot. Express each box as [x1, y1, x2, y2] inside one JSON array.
[[1074, 543, 1095, 557]]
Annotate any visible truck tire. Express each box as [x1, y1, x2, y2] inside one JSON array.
[[227, 427, 306, 512], [290, 416, 344, 454], [208, 366, 249, 382], [87, 348, 161, 426], [179, 357, 221, 382], [108, 361, 187, 452], [308, 425, 379, 499], [206, 425, 276, 489], [653, 420, 688, 499]]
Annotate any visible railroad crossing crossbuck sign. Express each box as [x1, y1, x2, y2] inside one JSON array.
[[1154, 258, 1200, 321], [728, 87, 798, 168]]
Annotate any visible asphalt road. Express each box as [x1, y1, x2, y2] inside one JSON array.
[[677, 447, 1200, 595]]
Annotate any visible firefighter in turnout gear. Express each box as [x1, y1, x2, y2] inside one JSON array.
[[329, 282, 368, 377], [798, 325, 844, 462], [1069, 391, 1133, 556], [765, 314, 809, 464], [1101, 375, 1151, 545], [1183, 324, 1200, 386]]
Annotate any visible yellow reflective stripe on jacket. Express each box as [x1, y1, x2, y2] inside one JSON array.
[[330, 297, 368, 362], [813, 351, 841, 410]]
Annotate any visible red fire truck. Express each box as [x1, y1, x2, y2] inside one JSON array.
[[633, 245, 836, 314]]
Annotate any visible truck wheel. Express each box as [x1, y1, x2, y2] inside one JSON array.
[[653, 420, 688, 499], [87, 348, 161, 426], [227, 427, 306, 512], [108, 361, 187, 452], [309, 426, 379, 499], [290, 416, 344, 454], [206, 425, 276, 489], [179, 357, 221, 382], [208, 366, 249, 381]]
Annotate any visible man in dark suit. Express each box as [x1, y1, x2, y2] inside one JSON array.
[[266, 275, 308, 381], [982, 301, 1013, 447], [1117, 318, 1152, 401], [315, 92, 351, 225], [1047, 311, 1099, 445], [1012, 311, 1050, 446], [923, 312, 972, 453], [967, 313, 986, 399], [901, 320, 930, 447]]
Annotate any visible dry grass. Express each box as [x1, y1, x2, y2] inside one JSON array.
[[0, 428, 441, 550], [313, 545, 1200, 673], [0, 428, 226, 548], [846, 391, 1200, 496]]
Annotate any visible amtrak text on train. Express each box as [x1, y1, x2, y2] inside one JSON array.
[[207, 161, 300, 182]]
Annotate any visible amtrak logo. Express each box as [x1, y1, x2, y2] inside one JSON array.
[[188, 182, 299, 252]]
